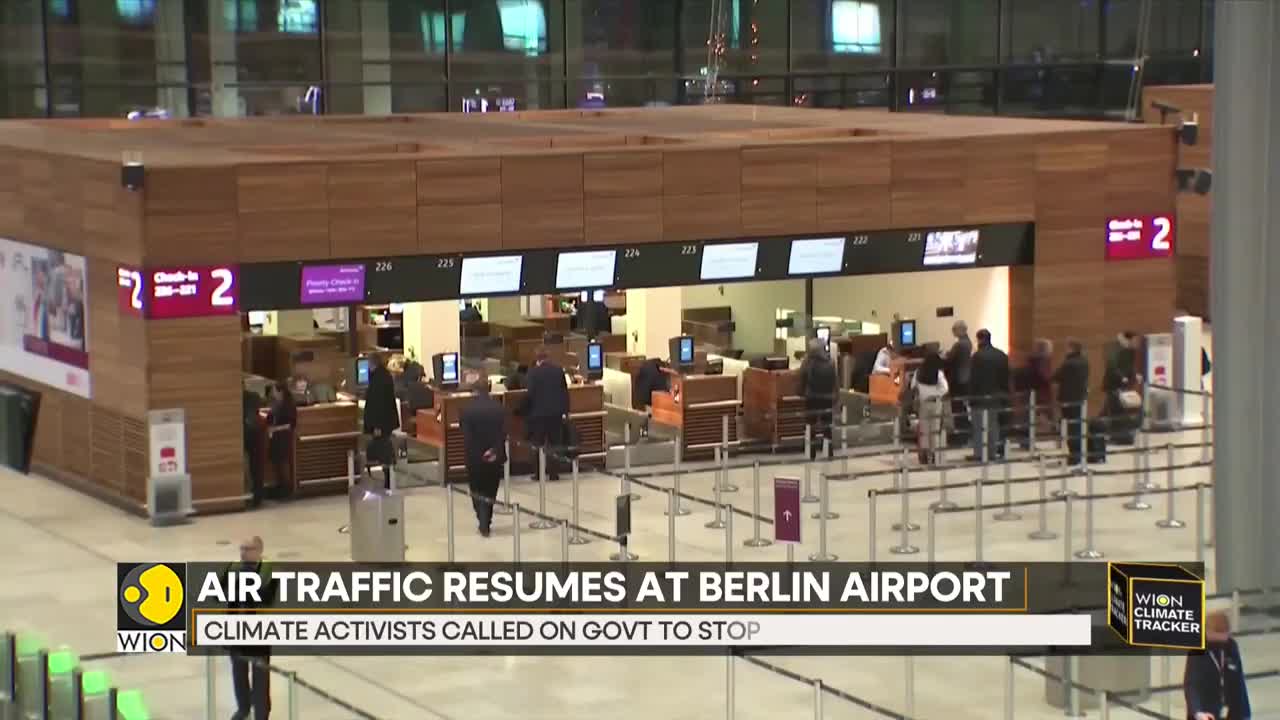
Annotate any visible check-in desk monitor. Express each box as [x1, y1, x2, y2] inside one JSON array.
[[894, 319, 917, 349], [433, 352, 460, 389], [585, 342, 604, 380], [355, 357, 371, 387], [670, 336, 695, 371], [815, 325, 831, 353]]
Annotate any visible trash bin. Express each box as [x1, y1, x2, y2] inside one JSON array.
[[1044, 655, 1151, 710], [349, 479, 405, 562]]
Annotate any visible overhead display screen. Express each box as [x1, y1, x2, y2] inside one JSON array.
[[1105, 215, 1174, 261], [555, 249, 617, 289], [922, 230, 980, 266], [301, 264, 366, 305], [365, 256, 461, 304], [701, 242, 760, 281], [615, 243, 703, 289], [460, 255, 523, 296], [788, 237, 847, 275]]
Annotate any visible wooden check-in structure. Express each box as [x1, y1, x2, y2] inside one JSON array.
[[0, 106, 1180, 514]]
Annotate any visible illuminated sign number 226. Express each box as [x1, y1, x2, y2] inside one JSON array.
[[210, 268, 235, 307], [1150, 216, 1172, 251]]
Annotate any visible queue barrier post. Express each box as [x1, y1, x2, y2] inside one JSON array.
[[445, 481, 456, 563], [1003, 656, 1015, 720], [512, 503, 522, 562], [621, 424, 640, 502], [868, 489, 879, 562], [205, 654, 217, 720], [346, 450, 355, 490], [569, 459, 590, 545], [890, 466, 920, 555], [810, 473, 838, 561], [1063, 495, 1074, 563], [1074, 469, 1104, 559], [1066, 656, 1083, 718], [1052, 415, 1077, 499], [1160, 654, 1172, 718], [812, 679, 824, 720], [994, 448, 1021, 521], [666, 435, 689, 516], [1028, 389, 1037, 451], [667, 488, 677, 563], [904, 656, 916, 718], [812, 441, 839, 520], [1078, 399, 1090, 474], [744, 461, 772, 548], [1156, 443, 1185, 529], [1195, 484, 1206, 564], [287, 671, 299, 720], [560, 520, 570, 564], [717, 437, 738, 493], [706, 448, 727, 529], [1123, 437, 1151, 511], [926, 506, 937, 564], [529, 449, 556, 530], [1138, 430, 1158, 491], [725, 504, 735, 563], [494, 439, 512, 515], [1201, 392, 1211, 463], [1028, 454, 1057, 541], [974, 478, 985, 563], [840, 404, 849, 476], [1097, 690, 1110, 720], [802, 425, 818, 503], [725, 653, 735, 720]]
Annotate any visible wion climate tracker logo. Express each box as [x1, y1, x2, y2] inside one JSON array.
[[1107, 562, 1205, 650], [117, 563, 187, 654]]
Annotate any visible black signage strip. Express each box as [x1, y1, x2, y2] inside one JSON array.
[[239, 223, 1033, 311]]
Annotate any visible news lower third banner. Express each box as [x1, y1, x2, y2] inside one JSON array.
[[115, 562, 1205, 656]]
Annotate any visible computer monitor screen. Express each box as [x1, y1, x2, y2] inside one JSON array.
[[586, 342, 603, 371], [556, 249, 617, 290], [788, 237, 846, 275], [592, 289, 605, 302], [247, 311, 269, 326], [460, 255, 523, 295], [700, 242, 759, 281], [816, 325, 831, 350], [355, 357, 371, 386], [436, 352, 460, 385], [923, 230, 980, 266], [679, 337, 694, 365], [896, 320, 917, 348], [388, 303, 405, 314]]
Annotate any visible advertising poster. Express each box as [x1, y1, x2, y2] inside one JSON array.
[[0, 237, 91, 398]]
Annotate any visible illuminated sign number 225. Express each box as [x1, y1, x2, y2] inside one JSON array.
[[210, 268, 235, 307], [1150, 216, 1172, 251]]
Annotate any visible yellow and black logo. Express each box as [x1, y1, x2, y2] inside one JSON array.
[[116, 562, 187, 654]]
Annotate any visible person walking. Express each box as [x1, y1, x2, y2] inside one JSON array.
[[265, 382, 296, 498], [1052, 339, 1090, 468], [968, 329, 1010, 461], [227, 536, 277, 720], [362, 357, 400, 488], [522, 347, 570, 481], [912, 350, 949, 465], [1185, 610, 1252, 720], [459, 373, 507, 537], [799, 338, 837, 459]]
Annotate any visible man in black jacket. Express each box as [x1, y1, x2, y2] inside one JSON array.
[[1052, 339, 1090, 467], [228, 536, 277, 720], [968, 329, 1010, 461], [242, 389, 264, 507], [363, 357, 400, 488], [460, 374, 507, 536], [523, 347, 570, 481], [800, 339, 837, 459], [632, 358, 670, 438], [944, 320, 974, 443]]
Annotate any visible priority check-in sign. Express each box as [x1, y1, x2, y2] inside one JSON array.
[[774, 476, 802, 543]]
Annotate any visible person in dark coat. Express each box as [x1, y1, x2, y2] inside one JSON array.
[[227, 536, 278, 720], [968, 329, 1010, 461], [944, 320, 974, 444], [799, 338, 837, 459], [1102, 330, 1139, 417], [1052, 339, 1090, 467], [242, 389, 264, 507], [632, 358, 670, 438], [363, 357, 400, 488], [1016, 338, 1055, 449], [522, 347, 570, 481], [459, 374, 508, 536], [1185, 610, 1252, 720], [265, 381, 297, 498]]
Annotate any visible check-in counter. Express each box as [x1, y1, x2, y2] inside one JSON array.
[[651, 373, 740, 458], [256, 401, 360, 497], [742, 367, 806, 446], [417, 384, 605, 482], [869, 357, 921, 407]]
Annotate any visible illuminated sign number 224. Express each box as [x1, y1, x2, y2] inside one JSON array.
[[210, 268, 235, 307], [1150, 216, 1172, 251]]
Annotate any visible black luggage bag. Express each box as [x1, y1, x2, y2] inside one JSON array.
[[1087, 418, 1108, 464]]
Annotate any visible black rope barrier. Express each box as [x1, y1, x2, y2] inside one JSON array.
[[737, 653, 907, 719]]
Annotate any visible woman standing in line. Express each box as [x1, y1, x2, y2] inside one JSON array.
[[913, 350, 949, 465]]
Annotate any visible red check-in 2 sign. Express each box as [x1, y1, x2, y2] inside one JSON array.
[[1105, 215, 1175, 261], [117, 265, 240, 318]]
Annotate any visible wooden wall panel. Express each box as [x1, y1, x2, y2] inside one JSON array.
[[1032, 262, 1107, 348], [0, 151, 19, 235], [963, 137, 1036, 224], [145, 167, 239, 214], [1103, 260, 1176, 336], [238, 210, 330, 262], [331, 207, 418, 257], [741, 145, 818, 235], [237, 165, 328, 213], [663, 193, 741, 242], [327, 161, 417, 210], [1034, 135, 1109, 265], [417, 158, 501, 204], [502, 200, 585, 248], [663, 149, 741, 196], [1104, 129, 1177, 217], [146, 213, 239, 265], [418, 204, 502, 253], [86, 257, 148, 418], [890, 139, 967, 227], [79, 159, 145, 265], [1178, 191, 1211, 257], [1176, 256, 1209, 319], [584, 152, 663, 197], [147, 316, 245, 506], [585, 196, 663, 245], [1008, 266, 1035, 357], [816, 142, 892, 231], [501, 155, 583, 200]]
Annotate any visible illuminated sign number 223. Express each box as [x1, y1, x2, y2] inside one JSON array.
[[210, 268, 235, 307], [1151, 216, 1172, 251]]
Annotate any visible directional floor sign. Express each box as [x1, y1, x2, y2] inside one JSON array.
[[774, 476, 801, 543]]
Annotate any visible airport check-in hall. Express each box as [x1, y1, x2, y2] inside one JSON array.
[[2, 95, 1278, 719]]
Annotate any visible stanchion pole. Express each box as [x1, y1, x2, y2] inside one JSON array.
[[1160, 654, 1172, 717], [569, 459, 590, 544], [445, 482, 456, 563], [1201, 391, 1211, 463], [927, 506, 937, 564], [1053, 414, 1077, 499], [812, 460, 839, 520], [667, 435, 689, 516], [346, 450, 355, 489], [930, 463, 956, 511], [1195, 484, 1206, 564], [530, 449, 556, 529], [707, 453, 726, 529], [560, 520, 570, 564], [1124, 439, 1151, 510], [1063, 495, 1073, 563], [840, 404, 849, 476], [1029, 454, 1057, 540], [891, 468, 920, 555], [1003, 656, 1015, 720], [1157, 443, 1185, 529], [904, 656, 915, 718], [868, 489, 879, 562], [495, 439, 512, 515], [933, 395, 946, 467], [982, 408, 991, 463], [717, 438, 738, 492], [744, 461, 772, 547], [1097, 690, 1109, 720], [812, 678, 824, 720], [512, 503, 522, 562], [287, 671, 299, 720], [1028, 389, 1037, 451], [802, 423, 813, 492], [1059, 414, 1068, 451], [725, 504, 734, 563], [974, 478, 985, 563], [994, 451, 1021, 521], [205, 654, 217, 720], [1066, 656, 1082, 718], [1078, 399, 1089, 474], [622, 424, 640, 502], [721, 414, 731, 454], [725, 653, 735, 720], [810, 473, 838, 561], [1075, 469, 1104, 559], [1138, 430, 1158, 491]]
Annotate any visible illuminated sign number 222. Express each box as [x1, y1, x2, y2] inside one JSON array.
[[1150, 216, 1172, 251], [210, 268, 235, 307]]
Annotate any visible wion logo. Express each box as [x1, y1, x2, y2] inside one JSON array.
[[1107, 562, 1204, 650], [116, 563, 187, 654]]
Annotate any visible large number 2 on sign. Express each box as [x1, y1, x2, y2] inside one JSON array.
[[210, 268, 235, 307], [128, 271, 143, 311], [1151, 216, 1172, 252]]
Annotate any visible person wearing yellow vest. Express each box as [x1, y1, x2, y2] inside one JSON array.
[[228, 536, 277, 720]]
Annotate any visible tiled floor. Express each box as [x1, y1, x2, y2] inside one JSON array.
[[2, 424, 1276, 719]]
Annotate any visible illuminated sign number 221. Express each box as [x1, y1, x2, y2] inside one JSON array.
[[1150, 216, 1172, 251], [210, 268, 235, 307]]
